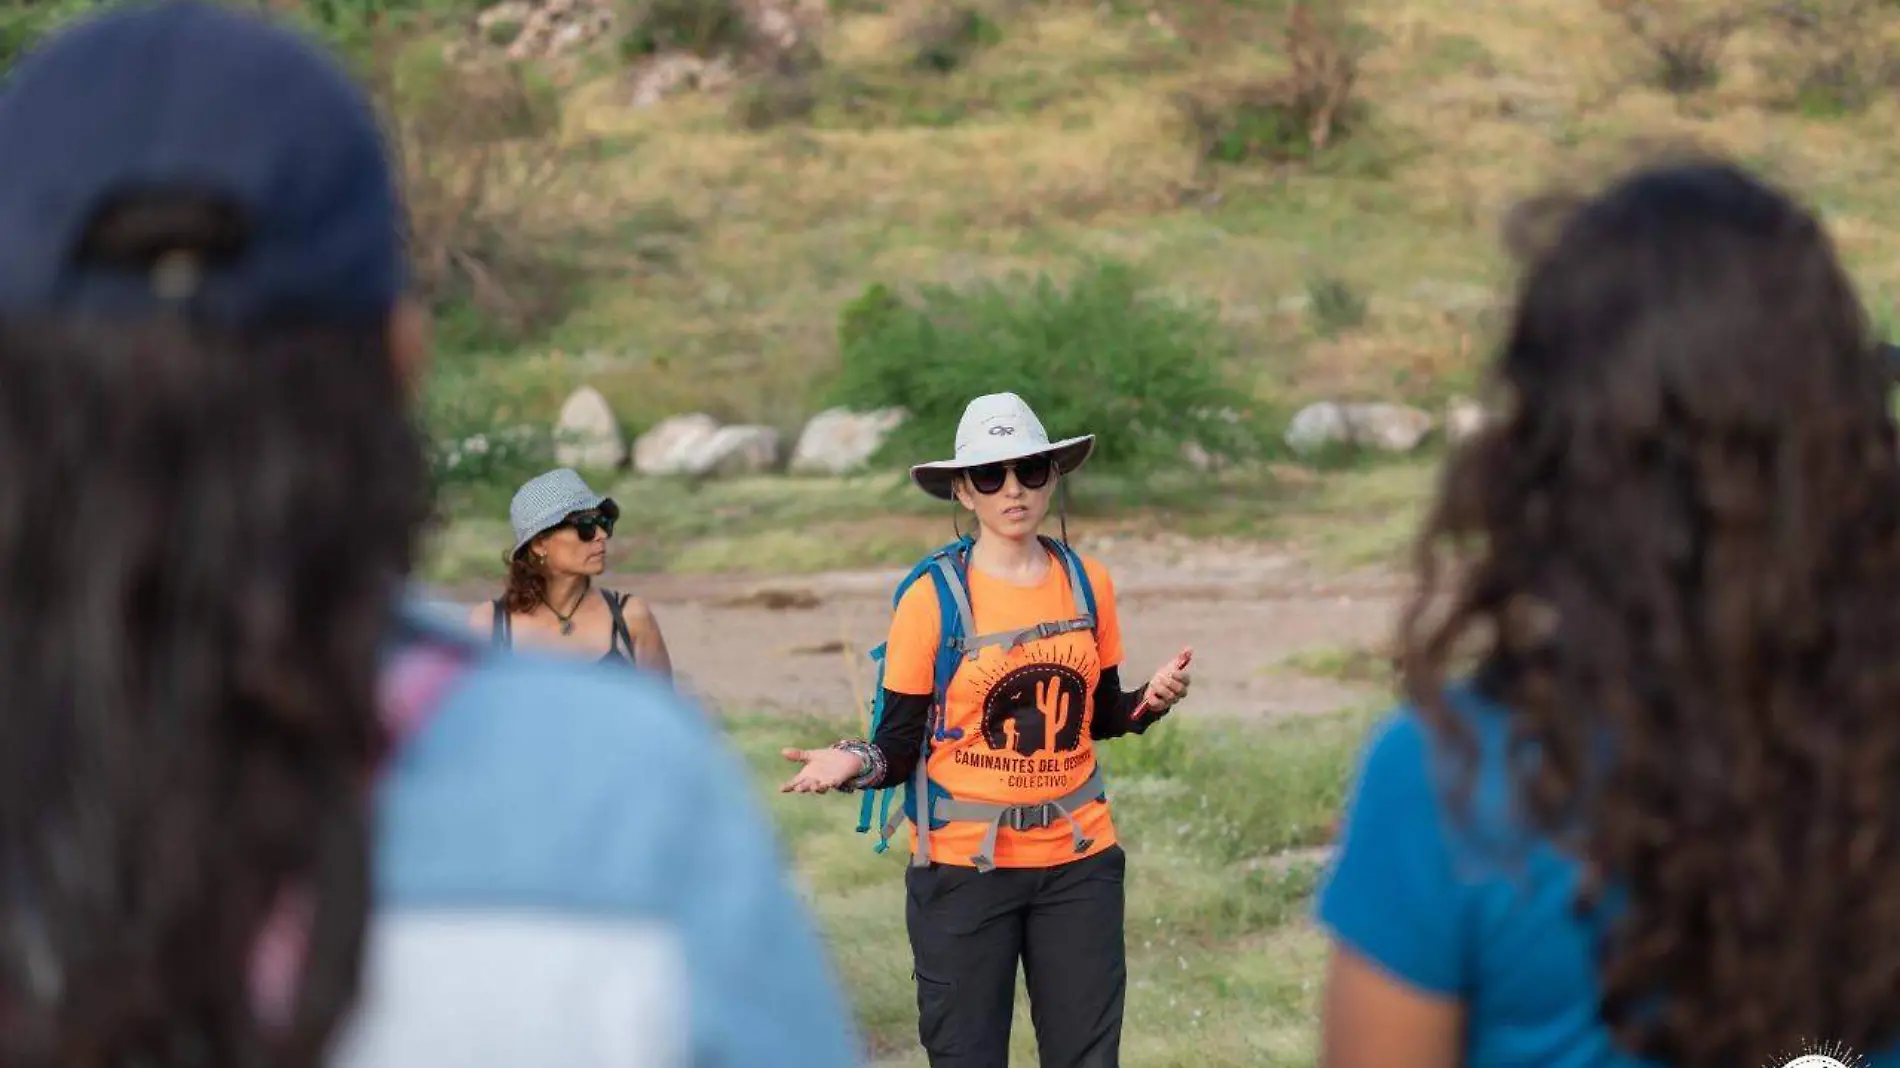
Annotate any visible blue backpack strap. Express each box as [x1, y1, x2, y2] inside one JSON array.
[[1043, 535, 1098, 628], [858, 537, 975, 862]]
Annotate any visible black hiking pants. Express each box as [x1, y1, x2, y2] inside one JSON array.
[[904, 844, 1127, 1068]]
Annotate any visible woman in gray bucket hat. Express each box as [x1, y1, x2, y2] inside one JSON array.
[[466, 467, 673, 678]]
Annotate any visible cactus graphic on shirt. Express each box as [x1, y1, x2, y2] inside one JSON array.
[[1037, 677, 1070, 753], [980, 662, 1091, 757]]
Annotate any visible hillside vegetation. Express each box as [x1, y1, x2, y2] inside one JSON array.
[[389, 0, 1900, 435], [10, 0, 1900, 559]]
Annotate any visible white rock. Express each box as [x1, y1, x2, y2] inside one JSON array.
[[476, 0, 534, 29], [1285, 401, 1436, 455], [552, 385, 626, 470], [633, 413, 721, 475], [1445, 397, 1489, 443], [689, 425, 783, 477], [789, 407, 906, 475]]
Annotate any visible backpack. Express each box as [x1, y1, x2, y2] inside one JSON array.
[[855, 534, 1104, 872]]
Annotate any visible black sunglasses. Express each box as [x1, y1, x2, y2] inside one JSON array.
[[563, 502, 619, 542], [966, 455, 1053, 495]]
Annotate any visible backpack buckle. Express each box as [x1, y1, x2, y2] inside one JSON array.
[[1004, 802, 1056, 832]]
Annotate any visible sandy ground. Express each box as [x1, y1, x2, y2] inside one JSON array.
[[432, 534, 1409, 722]]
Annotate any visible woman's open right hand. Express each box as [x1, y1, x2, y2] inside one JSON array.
[[779, 746, 864, 794]]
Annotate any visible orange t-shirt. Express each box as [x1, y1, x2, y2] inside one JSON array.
[[883, 550, 1124, 869]]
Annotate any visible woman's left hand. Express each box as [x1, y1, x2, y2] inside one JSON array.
[[1139, 647, 1193, 716]]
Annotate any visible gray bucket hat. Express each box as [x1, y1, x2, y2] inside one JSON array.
[[508, 468, 618, 559], [909, 392, 1095, 501]]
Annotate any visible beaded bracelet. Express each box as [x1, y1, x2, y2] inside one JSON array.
[[829, 739, 884, 792]]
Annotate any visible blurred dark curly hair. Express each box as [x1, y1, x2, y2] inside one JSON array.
[[1399, 159, 1900, 1067], [0, 195, 430, 1068]]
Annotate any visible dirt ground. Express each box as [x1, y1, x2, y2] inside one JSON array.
[[434, 534, 1409, 722]]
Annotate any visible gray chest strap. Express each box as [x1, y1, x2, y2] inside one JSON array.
[[882, 766, 1107, 873], [928, 553, 1096, 662], [955, 616, 1095, 658]]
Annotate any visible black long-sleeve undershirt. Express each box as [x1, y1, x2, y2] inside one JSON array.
[[863, 666, 1166, 790]]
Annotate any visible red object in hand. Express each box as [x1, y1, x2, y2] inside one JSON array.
[[1137, 649, 1192, 717]]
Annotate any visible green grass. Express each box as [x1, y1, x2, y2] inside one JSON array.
[[418, 456, 1441, 584], [1277, 643, 1391, 686], [722, 705, 1376, 1066]]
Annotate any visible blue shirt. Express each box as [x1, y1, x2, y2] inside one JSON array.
[[327, 601, 863, 1068], [1315, 692, 1900, 1068]]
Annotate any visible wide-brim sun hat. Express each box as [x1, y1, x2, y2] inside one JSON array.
[[909, 392, 1095, 502], [509, 468, 619, 559]]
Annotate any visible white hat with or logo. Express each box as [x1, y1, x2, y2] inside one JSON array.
[[908, 392, 1095, 501]]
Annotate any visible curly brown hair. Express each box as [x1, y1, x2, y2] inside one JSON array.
[[1399, 159, 1900, 1067], [502, 551, 551, 616]]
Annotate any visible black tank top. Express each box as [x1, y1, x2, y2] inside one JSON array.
[[490, 588, 636, 666]]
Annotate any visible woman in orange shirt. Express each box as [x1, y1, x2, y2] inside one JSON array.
[[780, 392, 1194, 1068]]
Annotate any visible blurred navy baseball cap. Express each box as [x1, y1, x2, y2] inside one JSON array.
[[0, 0, 404, 327]]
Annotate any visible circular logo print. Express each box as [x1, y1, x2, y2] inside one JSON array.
[[1782, 1058, 1848, 1068], [980, 663, 1089, 757]]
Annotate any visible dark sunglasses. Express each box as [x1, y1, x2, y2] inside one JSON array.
[[563, 504, 619, 542], [966, 455, 1053, 495]]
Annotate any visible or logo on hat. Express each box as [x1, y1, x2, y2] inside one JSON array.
[[989, 424, 1015, 436]]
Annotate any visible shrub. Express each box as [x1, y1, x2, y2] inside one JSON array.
[[1181, 1, 1368, 165], [904, 5, 1003, 74], [1306, 274, 1368, 337], [363, 29, 583, 352], [619, 0, 749, 59], [1600, 0, 1741, 96], [419, 363, 554, 512], [1766, 0, 1900, 117], [827, 261, 1263, 474]]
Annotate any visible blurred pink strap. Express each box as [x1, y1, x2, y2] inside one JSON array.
[[247, 640, 471, 1032]]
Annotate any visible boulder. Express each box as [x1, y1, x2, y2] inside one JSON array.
[[552, 385, 626, 470], [692, 425, 782, 477], [633, 413, 721, 475], [634, 416, 782, 477], [789, 407, 907, 475], [1285, 401, 1436, 455]]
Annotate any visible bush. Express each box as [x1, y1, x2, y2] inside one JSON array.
[[1766, 0, 1900, 117], [619, 0, 749, 59], [1600, 0, 1741, 96], [363, 29, 583, 352], [419, 363, 554, 512], [1306, 274, 1368, 337], [904, 5, 1003, 74], [827, 261, 1264, 474], [1181, 1, 1368, 165]]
